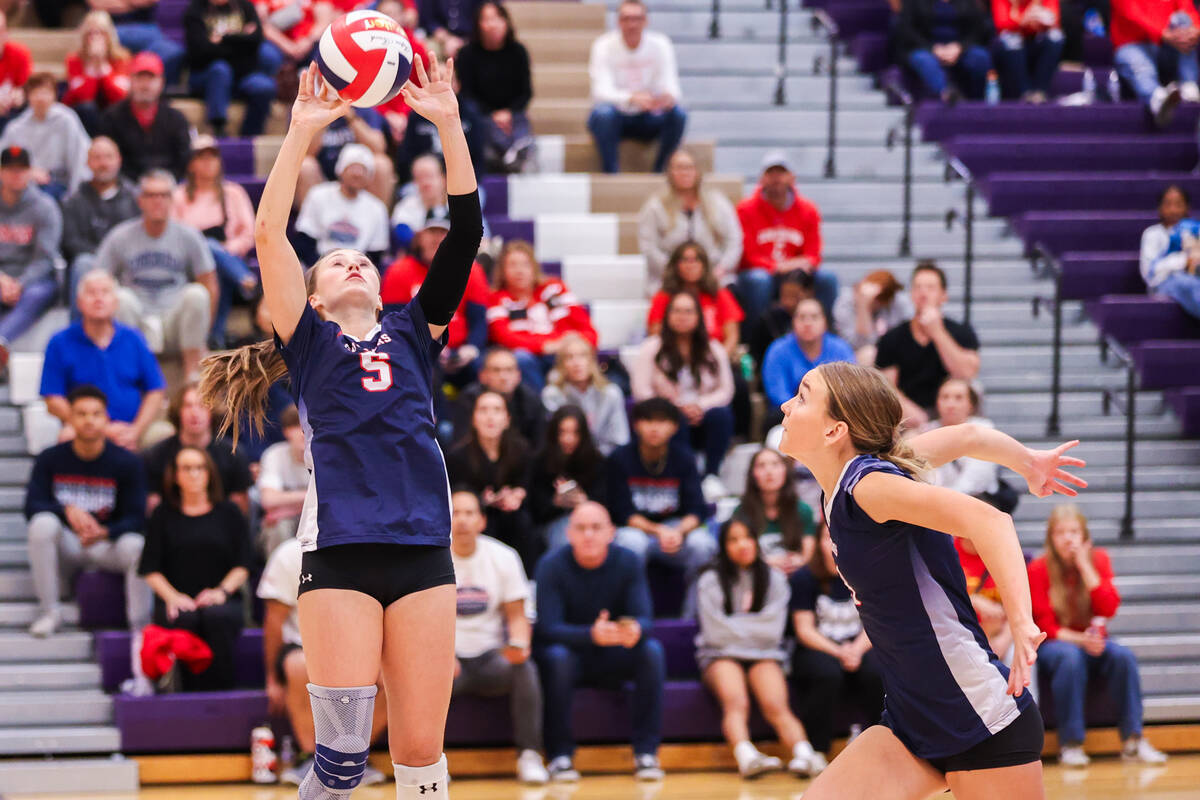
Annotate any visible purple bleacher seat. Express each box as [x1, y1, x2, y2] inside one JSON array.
[[1166, 387, 1200, 436], [98, 629, 266, 692], [1132, 341, 1200, 388], [1058, 253, 1144, 301], [981, 172, 1200, 216], [116, 690, 268, 752], [155, 0, 187, 41], [488, 217, 534, 246], [945, 136, 1197, 178], [854, 33, 892, 77], [1082, 34, 1114, 68], [1013, 211, 1156, 256], [229, 174, 266, 207], [216, 139, 254, 175], [480, 175, 508, 217], [75, 570, 127, 630], [647, 562, 686, 619], [1085, 295, 1200, 346], [540, 260, 561, 277], [826, 2, 892, 40], [917, 102, 1200, 141]]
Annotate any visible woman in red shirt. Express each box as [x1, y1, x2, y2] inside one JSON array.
[[992, 0, 1063, 103], [486, 240, 597, 390], [646, 241, 743, 358], [62, 11, 131, 135], [1028, 504, 1166, 767]]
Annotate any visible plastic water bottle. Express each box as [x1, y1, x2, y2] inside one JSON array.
[[985, 71, 1001, 105], [1107, 69, 1122, 103], [1084, 9, 1106, 38], [1086, 616, 1109, 640], [1081, 68, 1096, 104], [251, 724, 278, 784]]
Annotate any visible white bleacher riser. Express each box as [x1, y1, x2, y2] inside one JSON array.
[[8, 353, 43, 406], [509, 175, 590, 218], [533, 135, 566, 173], [0, 757, 138, 794], [23, 400, 61, 457], [562, 255, 648, 301], [590, 300, 650, 349], [533, 214, 619, 261]]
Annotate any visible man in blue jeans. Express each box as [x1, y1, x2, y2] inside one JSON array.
[[109, 0, 186, 86], [534, 502, 666, 783], [183, 0, 278, 137], [895, 0, 993, 102], [1111, 0, 1200, 128], [586, 0, 686, 173]]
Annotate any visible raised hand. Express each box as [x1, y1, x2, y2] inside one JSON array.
[[1022, 440, 1088, 498], [400, 53, 460, 128], [1007, 619, 1046, 697], [290, 63, 351, 134]]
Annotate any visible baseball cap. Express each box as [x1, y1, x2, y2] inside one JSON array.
[[759, 149, 794, 174], [189, 134, 220, 157], [335, 143, 376, 179], [0, 146, 30, 168], [130, 51, 164, 77], [419, 217, 450, 233]]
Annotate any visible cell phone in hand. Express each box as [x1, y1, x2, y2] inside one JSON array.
[[556, 480, 579, 495]]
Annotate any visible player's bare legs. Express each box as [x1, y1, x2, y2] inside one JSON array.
[[801, 725, 947, 800], [298, 589, 385, 685], [947, 761, 1045, 800]]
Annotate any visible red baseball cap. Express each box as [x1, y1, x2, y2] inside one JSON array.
[[130, 51, 164, 76]]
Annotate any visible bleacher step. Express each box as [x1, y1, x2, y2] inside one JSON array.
[[0, 631, 92, 662], [1105, 545, 1200, 575], [1016, 517, 1200, 545], [1112, 575, 1199, 602], [0, 725, 120, 755], [0, 570, 35, 601], [1110, 603, 1200, 635], [0, 756, 137, 795], [1140, 664, 1200, 696], [1115, 633, 1200, 661], [0, 661, 99, 691], [0, 689, 112, 726], [0, 601, 79, 629], [1145, 695, 1200, 723]]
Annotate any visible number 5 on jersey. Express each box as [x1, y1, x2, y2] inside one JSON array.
[[360, 352, 393, 392]]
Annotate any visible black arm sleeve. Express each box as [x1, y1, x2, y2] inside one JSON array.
[[417, 190, 484, 326]]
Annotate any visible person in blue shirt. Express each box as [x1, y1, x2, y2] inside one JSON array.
[[534, 501, 666, 783], [198, 58, 482, 800], [762, 297, 854, 427], [1139, 184, 1200, 321], [40, 269, 166, 451], [775, 361, 1086, 800]]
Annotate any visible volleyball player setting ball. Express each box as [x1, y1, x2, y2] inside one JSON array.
[[199, 44, 480, 800], [776, 362, 1086, 800]]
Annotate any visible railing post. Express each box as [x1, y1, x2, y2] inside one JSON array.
[[1047, 267, 1063, 436], [900, 102, 913, 256], [824, 22, 838, 178], [1121, 361, 1135, 539], [963, 179, 975, 328], [709, 0, 720, 38], [774, 0, 788, 105]]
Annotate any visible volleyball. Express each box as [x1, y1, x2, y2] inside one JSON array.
[[315, 10, 414, 109]]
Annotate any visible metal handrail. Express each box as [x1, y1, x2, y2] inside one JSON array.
[[943, 156, 976, 328], [884, 75, 915, 257], [1098, 333, 1137, 540], [709, 0, 720, 38], [809, 8, 839, 177], [1029, 244, 1065, 437]]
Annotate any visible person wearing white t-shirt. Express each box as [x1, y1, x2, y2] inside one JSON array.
[[294, 142, 390, 265], [255, 406, 309, 556], [257, 536, 390, 786], [587, 0, 687, 174], [449, 489, 549, 785]]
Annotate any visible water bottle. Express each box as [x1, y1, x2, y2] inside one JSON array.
[[1086, 616, 1109, 640], [251, 724, 278, 784], [1107, 69, 1122, 103], [280, 734, 295, 771], [739, 353, 754, 381], [985, 71, 1001, 105], [1083, 9, 1106, 38], [1081, 68, 1096, 104]]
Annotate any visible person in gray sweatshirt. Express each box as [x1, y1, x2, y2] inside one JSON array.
[[695, 513, 822, 779], [0, 73, 91, 202], [0, 145, 62, 365]]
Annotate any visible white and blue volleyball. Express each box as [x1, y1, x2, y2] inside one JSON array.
[[315, 10, 414, 108]]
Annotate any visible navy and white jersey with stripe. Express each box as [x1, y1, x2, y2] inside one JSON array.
[[823, 454, 1032, 760], [275, 299, 451, 552]]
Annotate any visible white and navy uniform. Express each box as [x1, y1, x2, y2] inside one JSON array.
[[824, 454, 1039, 767]]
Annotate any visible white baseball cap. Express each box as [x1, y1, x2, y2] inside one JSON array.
[[335, 143, 376, 179]]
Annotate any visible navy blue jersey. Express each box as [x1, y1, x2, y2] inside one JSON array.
[[823, 454, 1032, 760], [276, 300, 451, 551]]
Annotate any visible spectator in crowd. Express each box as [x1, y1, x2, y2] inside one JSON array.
[[955, 534, 1011, 660], [608, 398, 715, 606], [257, 535, 389, 786], [789, 522, 885, 766], [875, 260, 980, 427], [139, 445, 250, 690], [0, 72, 91, 201], [458, 346, 548, 445], [184, 0, 276, 137], [456, 1, 535, 173], [25, 385, 149, 638], [95, 169, 217, 378], [992, 0, 1065, 103], [534, 501, 666, 782], [530, 405, 608, 551], [373, 0, 431, 146], [449, 489, 549, 784], [894, 0, 993, 103], [41, 270, 166, 449], [294, 143, 390, 266], [587, 0, 686, 174], [255, 0, 327, 69], [143, 382, 253, 513], [541, 333, 629, 456], [734, 447, 816, 575], [0, 145, 62, 365], [100, 52, 192, 181], [736, 152, 835, 325], [255, 405, 307, 556], [697, 515, 823, 778], [62, 11, 131, 135], [637, 150, 741, 290], [446, 390, 538, 575], [1029, 504, 1167, 768], [297, 105, 394, 208], [1139, 183, 1200, 320], [391, 153, 450, 249], [646, 242, 743, 357], [172, 135, 258, 347], [62, 138, 139, 291], [0, 11, 30, 133], [418, 0, 482, 58], [762, 298, 855, 425], [832, 269, 913, 366], [747, 269, 812, 368], [107, 0, 187, 85], [1112, 0, 1200, 127], [631, 290, 735, 484], [923, 377, 1002, 502]]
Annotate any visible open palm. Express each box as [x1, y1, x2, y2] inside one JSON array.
[[291, 63, 350, 132], [1024, 440, 1087, 498], [401, 53, 460, 127]]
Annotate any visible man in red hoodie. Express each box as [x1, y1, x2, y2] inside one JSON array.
[[734, 150, 837, 330], [1112, 0, 1200, 127]]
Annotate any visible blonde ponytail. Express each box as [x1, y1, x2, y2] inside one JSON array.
[[198, 341, 290, 449]]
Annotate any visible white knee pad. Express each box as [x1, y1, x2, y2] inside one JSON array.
[[300, 683, 377, 798], [394, 754, 449, 798]]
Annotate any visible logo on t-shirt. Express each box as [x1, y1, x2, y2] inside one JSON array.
[[456, 585, 489, 617], [328, 219, 362, 245]]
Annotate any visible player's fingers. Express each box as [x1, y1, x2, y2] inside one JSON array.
[[412, 54, 430, 88], [445, 56, 456, 85], [1048, 480, 1078, 497], [1054, 440, 1081, 455], [1056, 469, 1088, 488], [1057, 456, 1087, 468]]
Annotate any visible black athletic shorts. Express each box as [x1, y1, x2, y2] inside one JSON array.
[[297, 542, 456, 608], [922, 703, 1045, 774]]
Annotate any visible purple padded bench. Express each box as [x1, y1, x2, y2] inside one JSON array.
[[1132, 341, 1200, 389], [945, 136, 1197, 178], [98, 630, 267, 692], [1013, 211, 1156, 256], [1058, 253, 1144, 301], [1166, 387, 1200, 437], [1085, 295, 1200, 346], [76, 571, 127, 630], [918, 103, 1200, 141], [981, 172, 1200, 217]]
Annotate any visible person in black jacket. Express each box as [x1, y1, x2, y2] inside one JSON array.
[[184, 0, 275, 137], [99, 52, 191, 181], [894, 0, 994, 102], [530, 405, 608, 552], [61, 137, 139, 302], [456, 1, 534, 172]]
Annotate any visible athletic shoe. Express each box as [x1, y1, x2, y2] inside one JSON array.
[[634, 753, 664, 781], [1151, 84, 1183, 128], [1122, 737, 1168, 765], [516, 749, 549, 784], [807, 751, 829, 775], [1182, 82, 1200, 103], [738, 753, 783, 779], [701, 474, 730, 503], [119, 676, 155, 697], [1059, 745, 1090, 768], [547, 756, 579, 783], [29, 611, 59, 638], [280, 755, 313, 785], [788, 741, 823, 777]]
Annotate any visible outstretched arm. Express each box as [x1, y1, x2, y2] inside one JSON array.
[[255, 64, 350, 345], [908, 423, 1087, 498]]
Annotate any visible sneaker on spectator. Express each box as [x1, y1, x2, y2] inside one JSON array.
[[119, 676, 155, 697], [788, 740, 824, 777], [1122, 737, 1167, 764], [1151, 83, 1182, 128], [517, 749, 549, 784], [1059, 744, 1090, 768], [361, 764, 387, 785], [738, 752, 783, 779], [634, 753, 664, 781], [547, 756, 580, 783], [29, 610, 60, 637], [280, 754, 313, 785], [701, 474, 730, 503], [1182, 82, 1200, 103]]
